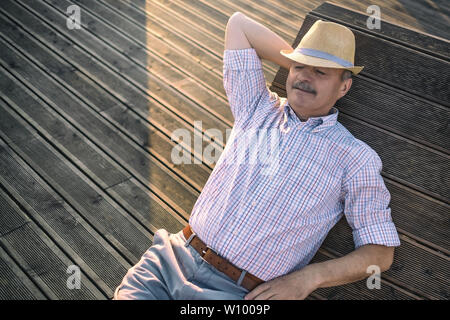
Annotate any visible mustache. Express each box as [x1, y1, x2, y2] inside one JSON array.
[[293, 81, 316, 95]]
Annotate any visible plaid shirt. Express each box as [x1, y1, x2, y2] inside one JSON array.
[[189, 48, 400, 281]]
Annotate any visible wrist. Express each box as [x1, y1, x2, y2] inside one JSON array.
[[302, 263, 324, 289]]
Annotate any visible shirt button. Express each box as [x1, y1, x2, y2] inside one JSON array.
[[252, 201, 256, 207]]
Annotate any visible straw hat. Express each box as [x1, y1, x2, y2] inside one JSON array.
[[280, 20, 364, 75]]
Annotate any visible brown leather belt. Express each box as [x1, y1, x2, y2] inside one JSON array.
[[182, 224, 264, 291]]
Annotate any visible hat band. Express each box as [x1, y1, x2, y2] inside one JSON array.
[[294, 48, 354, 68]]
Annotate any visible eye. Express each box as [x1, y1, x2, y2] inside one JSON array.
[[316, 69, 325, 75], [295, 65, 304, 69]]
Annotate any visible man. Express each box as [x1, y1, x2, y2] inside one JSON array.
[[114, 12, 400, 300]]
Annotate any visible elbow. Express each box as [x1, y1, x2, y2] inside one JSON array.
[[380, 247, 395, 272], [364, 244, 395, 272], [225, 12, 252, 50], [229, 11, 245, 23], [227, 12, 247, 30], [381, 260, 393, 273], [227, 12, 240, 27]]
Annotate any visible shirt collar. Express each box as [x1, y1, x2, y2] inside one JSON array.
[[283, 100, 339, 133]]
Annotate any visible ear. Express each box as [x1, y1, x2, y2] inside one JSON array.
[[338, 78, 352, 99]]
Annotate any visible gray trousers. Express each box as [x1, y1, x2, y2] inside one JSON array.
[[113, 229, 250, 300]]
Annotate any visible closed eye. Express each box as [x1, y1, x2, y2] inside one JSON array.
[[295, 65, 325, 75]]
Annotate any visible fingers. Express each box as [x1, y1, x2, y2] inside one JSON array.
[[254, 291, 277, 300], [244, 283, 270, 300]]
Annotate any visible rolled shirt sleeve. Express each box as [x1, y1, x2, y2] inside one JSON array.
[[342, 152, 401, 249], [223, 48, 274, 125]]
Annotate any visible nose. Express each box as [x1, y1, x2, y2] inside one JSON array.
[[296, 65, 315, 80], [292, 67, 315, 91]]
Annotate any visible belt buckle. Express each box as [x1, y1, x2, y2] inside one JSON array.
[[201, 245, 214, 257], [200, 246, 218, 267]]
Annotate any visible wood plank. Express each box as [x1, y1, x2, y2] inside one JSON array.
[[0, 183, 105, 299], [14, 0, 272, 168], [0, 9, 219, 243], [43, 0, 234, 128], [0, 21, 202, 252], [142, 0, 226, 42], [75, 0, 226, 103], [0, 60, 187, 237], [0, 99, 152, 265], [0, 186, 31, 237], [229, 0, 306, 25], [282, 0, 450, 41], [387, 180, 449, 252], [13, 0, 230, 146], [214, 0, 298, 37], [152, 0, 296, 43], [0, 135, 132, 297], [342, 118, 448, 203], [311, 1, 450, 60], [0, 12, 209, 195], [321, 218, 450, 299], [345, 33, 450, 107], [0, 58, 128, 189], [69, 0, 248, 153], [261, 0, 317, 19], [7, 0, 230, 178], [0, 4, 219, 176], [0, 244, 46, 299], [121, 0, 280, 79], [0, 6, 201, 218]]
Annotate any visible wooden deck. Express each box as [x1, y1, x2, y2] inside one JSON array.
[[0, 0, 448, 300]]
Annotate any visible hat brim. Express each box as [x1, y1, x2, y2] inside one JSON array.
[[280, 49, 364, 75]]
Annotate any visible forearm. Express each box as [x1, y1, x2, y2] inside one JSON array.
[[225, 12, 293, 69], [305, 244, 395, 289], [245, 244, 395, 300]]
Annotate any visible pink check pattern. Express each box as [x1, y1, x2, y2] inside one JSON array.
[[189, 48, 400, 282]]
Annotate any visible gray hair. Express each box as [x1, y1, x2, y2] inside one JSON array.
[[341, 70, 352, 81]]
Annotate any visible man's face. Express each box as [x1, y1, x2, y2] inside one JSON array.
[[285, 62, 352, 119]]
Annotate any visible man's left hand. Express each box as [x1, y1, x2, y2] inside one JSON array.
[[244, 266, 319, 300]]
